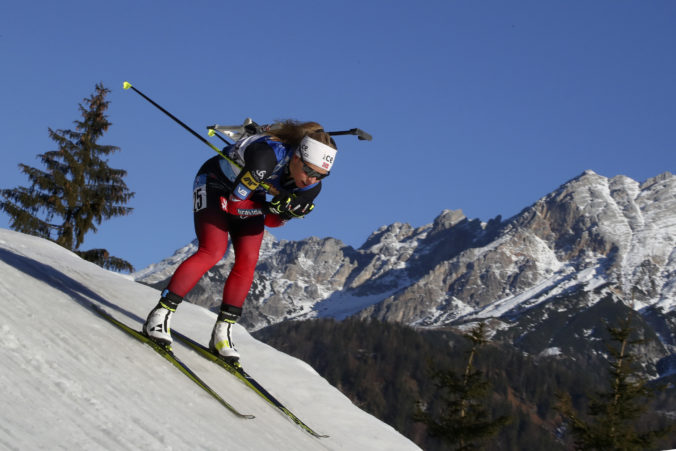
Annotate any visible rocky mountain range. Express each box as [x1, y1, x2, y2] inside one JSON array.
[[134, 170, 676, 377]]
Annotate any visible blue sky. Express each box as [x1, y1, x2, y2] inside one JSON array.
[[1, 1, 675, 271]]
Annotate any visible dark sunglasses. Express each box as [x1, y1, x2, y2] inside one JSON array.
[[299, 156, 330, 180]]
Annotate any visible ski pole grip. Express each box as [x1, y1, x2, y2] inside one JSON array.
[[354, 128, 372, 141]]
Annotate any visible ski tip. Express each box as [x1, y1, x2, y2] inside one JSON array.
[[123, 81, 132, 90]]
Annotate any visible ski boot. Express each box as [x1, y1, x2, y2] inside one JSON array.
[[209, 305, 242, 362], [143, 289, 183, 346]]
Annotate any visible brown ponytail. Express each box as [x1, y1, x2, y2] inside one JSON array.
[[268, 120, 337, 151]]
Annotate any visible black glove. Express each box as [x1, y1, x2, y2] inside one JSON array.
[[265, 193, 314, 220]]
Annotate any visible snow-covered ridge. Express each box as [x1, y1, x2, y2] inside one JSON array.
[[0, 228, 419, 450]]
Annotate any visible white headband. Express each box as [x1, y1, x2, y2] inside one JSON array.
[[298, 136, 337, 172]]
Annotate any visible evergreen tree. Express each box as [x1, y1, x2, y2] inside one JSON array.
[[0, 83, 134, 271], [414, 322, 511, 450], [556, 318, 674, 450]]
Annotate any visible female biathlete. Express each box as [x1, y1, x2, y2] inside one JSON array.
[[143, 120, 337, 361]]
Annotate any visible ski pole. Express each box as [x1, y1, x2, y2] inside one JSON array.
[[122, 81, 278, 195], [328, 128, 372, 141]]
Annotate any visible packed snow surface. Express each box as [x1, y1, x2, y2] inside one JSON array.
[[0, 228, 419, 450]]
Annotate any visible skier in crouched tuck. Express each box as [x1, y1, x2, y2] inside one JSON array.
[[143, 120, 337, 361]]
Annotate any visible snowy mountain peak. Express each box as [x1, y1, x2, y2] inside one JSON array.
[[431, 209, 467, 231], [134, 171, 675, 362]]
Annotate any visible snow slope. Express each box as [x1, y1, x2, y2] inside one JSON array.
[[0, 228, 419, 450]]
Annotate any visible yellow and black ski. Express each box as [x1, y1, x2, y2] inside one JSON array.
[[91, 304, 254, 419], [172, 329, 328, 438]]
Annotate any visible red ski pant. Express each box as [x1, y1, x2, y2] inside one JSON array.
[[166, 207, 264, 309]]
